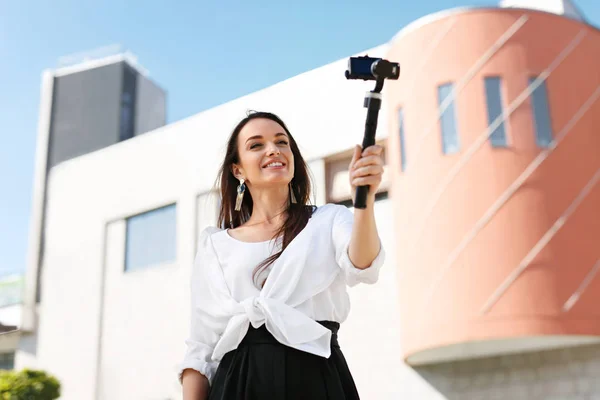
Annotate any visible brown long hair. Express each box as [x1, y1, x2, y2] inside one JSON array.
[[216, 111, 316, 285]]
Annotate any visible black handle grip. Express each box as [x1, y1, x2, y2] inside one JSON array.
[[353, 94, 381, 209], [354, 186, 370, 209]]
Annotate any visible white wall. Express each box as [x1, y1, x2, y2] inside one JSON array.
[[26, 45, 424, 400], [0, 304, 22, 328], [34, 172, 105, 398], [99, 216, 192, 400], [341, 198, 426, 399], [21, 70, 54, 334]]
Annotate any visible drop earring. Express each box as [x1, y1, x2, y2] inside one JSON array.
[[289, 182, 297, 204], [235, 178, 246, 211]]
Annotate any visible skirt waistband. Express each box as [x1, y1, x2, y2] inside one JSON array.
[[240, 320, 340, 349]]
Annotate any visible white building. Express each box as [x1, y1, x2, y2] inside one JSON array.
[[19, 1, 600, 399], [20, 40, 406, 399]]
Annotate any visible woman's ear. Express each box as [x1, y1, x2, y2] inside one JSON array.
[[231, 164, 244, 181]]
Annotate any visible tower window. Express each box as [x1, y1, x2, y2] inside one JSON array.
[[484, 77, 508, 147], [438, 83, 460, 154], [529, 77, 553, 148]]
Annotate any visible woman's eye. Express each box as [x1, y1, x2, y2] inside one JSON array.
[[249, 140, 287, 149]]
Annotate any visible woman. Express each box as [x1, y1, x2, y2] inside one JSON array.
[[179, 111, 386, 400]]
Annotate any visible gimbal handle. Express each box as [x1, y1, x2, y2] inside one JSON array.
[[354, 79, 384, 209]]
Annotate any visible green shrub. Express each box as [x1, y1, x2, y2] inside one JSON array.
[[0, 369, 60, 400]]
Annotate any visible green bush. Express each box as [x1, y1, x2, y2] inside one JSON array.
[[0, 369, 60, 400]]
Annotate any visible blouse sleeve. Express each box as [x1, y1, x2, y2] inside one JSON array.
[[331, 205, 386, 287], [178, 227, 228, 385]]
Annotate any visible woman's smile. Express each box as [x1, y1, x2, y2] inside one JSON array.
[[262, 160, 286, 170]]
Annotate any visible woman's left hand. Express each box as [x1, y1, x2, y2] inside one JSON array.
[[348, 144, 384, 202]]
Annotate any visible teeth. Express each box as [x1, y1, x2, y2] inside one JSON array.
[[265, 162, 283, 168]]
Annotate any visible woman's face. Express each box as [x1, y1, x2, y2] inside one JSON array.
[[233, 118, 295, 189]]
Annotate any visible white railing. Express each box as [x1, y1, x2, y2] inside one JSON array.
[[405, 14, 530, 173], [481, 167, 600, 314], [563, 258, 600, 312], [413, 84, 599, 328], [416, 84, 599, 287], [407, 29, 588, 265], [412, 30, 593, 329], [58, 44, 124, 67]]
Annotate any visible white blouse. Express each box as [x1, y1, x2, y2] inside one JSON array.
[[178, 203, 386, 384]]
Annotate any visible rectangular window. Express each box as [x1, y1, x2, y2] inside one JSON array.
[[438, 83, 460, 154], [529, 77, 553, 148], [484, 77, 508, 147], [325, 143, 389, 205], [119, 65, 137, 142], [398, 108, 407, 171], [125, 204, 177, 272], [0, 353, 14, 370]]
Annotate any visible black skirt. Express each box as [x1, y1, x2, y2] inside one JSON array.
[[208, 321, 360, 400]]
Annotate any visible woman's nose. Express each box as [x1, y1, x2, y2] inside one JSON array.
[[266, 143, 280, 156]]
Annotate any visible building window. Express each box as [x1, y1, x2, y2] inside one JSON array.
[[119, 65, 137, 142], [484, 77, 508, 147], [529, 77, 553, 148], [125, 204, 177, 272], [438, 83, 460, 154], [398, 108, 407, 171], [0, 353, 14, 370], [325, 142, 389, 207], [120, 102, 133, 140]]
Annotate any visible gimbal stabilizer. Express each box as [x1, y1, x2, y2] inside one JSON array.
[[345, 56, 400, 209]]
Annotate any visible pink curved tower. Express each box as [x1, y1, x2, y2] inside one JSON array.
[[385, 3, 600, 365]]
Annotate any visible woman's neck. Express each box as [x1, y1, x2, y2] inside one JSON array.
[[246, 185, 289, 227]]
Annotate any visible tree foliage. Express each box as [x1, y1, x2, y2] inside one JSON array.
[[0, 369, 60, 400]]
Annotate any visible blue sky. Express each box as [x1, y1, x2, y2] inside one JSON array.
[[0, 0, 598, 278]]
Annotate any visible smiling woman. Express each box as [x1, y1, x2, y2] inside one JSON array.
[[178, 111, 387, 400], [218, 112, 312, 289]]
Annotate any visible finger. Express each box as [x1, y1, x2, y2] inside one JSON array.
[[349, 145, 362, 169], [353, 155, 384, 169], [351, 165, 384, 179], [361, 144, 384, 157], [351, 176, 382, 187]]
